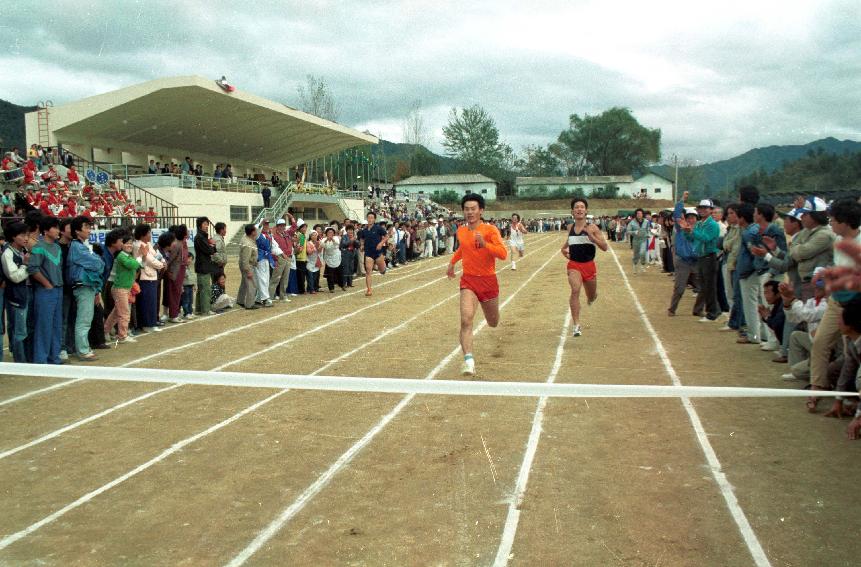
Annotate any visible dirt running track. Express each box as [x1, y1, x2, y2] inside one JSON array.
[[0, 233, 858, 566]]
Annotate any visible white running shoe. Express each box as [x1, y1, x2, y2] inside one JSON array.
[[572, 324, 582, 337], [59, 350, 69, 361], [461, 357, 475, 376], [760, 341, 779, 352], [169, 317, 183, 324], [118, 336, 137, 343], [780, 373, 796, 381], [511, 262, 517, 271], [698, 317, 713, 323]]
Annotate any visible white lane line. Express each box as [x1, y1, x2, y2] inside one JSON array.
[[121, 253, 466, 368], [0, 379, 86, 407], [0, 252, 460, 406], [0, 390, 286, 552], [606, 245, 771, 567], [225, 249, 561, 567], [0, 385, 181, 461], [493, 312, 571, 567], [0, 238, 559, 551]]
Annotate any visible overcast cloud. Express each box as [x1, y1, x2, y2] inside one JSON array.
[[2, 0, 860, 163]]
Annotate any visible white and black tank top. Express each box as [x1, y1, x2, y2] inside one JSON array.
[[567, 224, 596, 263]]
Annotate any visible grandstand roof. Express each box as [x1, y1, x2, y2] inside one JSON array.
[[39, 75, 377, 169], [397, 174, 496, 185]]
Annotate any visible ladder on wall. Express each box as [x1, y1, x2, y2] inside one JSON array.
[[36, 101, 53, 147]]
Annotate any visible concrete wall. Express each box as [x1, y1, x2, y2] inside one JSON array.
[[624, 173, 673, 200], [402, 182, 497, 201], [516, 175, 673, 200], [142, 186, 265, 237]]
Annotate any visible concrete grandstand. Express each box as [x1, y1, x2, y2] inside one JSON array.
[[20, 75, 378, 239]]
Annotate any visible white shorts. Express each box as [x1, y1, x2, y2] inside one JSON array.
[[508, 239, 524, 251]]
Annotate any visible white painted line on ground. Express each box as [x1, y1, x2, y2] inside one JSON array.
[[493, 312, 571, 567], [122, 254, 456, 369], [225, 248, 561, 567], [0, 237, 559, 551], [0, 390, 286, 552], [0, 378, 86, 407], [0, 250, 464, 407], [606, 244, 772, 567], [0, 384, 181, 461]]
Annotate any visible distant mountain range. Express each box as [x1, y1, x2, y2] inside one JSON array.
[[651, 137, 861, 198]]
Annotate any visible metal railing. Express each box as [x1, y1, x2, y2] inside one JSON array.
[[0, 215, 200, 232], [129, 173, 264, 193], [60, 150, 180, 219]]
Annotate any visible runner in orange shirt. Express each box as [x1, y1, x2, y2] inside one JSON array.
[[447, 193, 507, 376]]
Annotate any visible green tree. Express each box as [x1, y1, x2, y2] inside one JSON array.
[[515, 145, 562, 177], [297, 75, 340, 122], [434, 189, 460, 204], [441, 105, 507, 171], [410, 147, 440, 176], [557, 107, 661, 175]]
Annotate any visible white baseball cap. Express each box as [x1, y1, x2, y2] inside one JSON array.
[[798, 196, 828, 213], [275, 218, 286, 225], [684, 207, 698, 216], [697, 199, 714, 208]]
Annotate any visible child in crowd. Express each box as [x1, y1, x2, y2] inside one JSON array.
[[182, 249, 196, 319], [104, 234, 140, 343]]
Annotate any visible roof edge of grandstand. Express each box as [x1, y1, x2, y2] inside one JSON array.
[[37, 75, 378, 147]]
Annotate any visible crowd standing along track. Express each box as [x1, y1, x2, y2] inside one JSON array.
[[0, 233, 859, 566]]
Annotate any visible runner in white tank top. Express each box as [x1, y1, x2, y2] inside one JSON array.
[[508, 213, 526, 270]]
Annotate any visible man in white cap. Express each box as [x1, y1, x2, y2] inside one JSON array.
[[254, 219, 275, 307], [680, 198, 721, 321]]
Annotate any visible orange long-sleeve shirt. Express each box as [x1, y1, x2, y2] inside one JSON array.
[[450, 223, 507, 276]]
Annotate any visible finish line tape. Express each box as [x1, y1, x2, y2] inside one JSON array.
[[0, 363, 856, 399]]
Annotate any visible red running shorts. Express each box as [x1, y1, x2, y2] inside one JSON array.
[[460, 274, 500, 303], [567, 260, 597, 282]]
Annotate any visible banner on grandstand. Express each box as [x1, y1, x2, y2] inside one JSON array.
[[87, 227, 196, 245]]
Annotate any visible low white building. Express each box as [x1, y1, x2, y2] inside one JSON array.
[[516, 172, 674, 200], [396, 174, 497, 201]]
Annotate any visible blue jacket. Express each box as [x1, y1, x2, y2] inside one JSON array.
[[68, 240, 105, 290], [256, 232, 275, 268], [101, 247, 114, 284], [675, 230, 697, 264], [736, 224, 759, 278], [753, 222, 787, 274]]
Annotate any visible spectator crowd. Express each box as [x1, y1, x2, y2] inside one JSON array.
[[612, 186, 861, 440]]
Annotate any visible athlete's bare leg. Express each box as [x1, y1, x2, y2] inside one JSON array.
[[364, 256, 374, 294], [459, 289, 479, 355], [375, 255, 387, 276], [584, 278, 598, 305], [479, 297, 499, 328], [567, 269, 584, 324]]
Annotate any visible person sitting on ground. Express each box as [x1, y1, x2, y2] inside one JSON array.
[[210, 272, 235, 312], [780, 274, 829, 381], [758, 280, 785, 348]]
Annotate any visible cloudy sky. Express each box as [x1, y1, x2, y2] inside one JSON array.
[[2, 0, 859, 163]]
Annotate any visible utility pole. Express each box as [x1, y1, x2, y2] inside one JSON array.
[[673, 154, 679, 203]]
